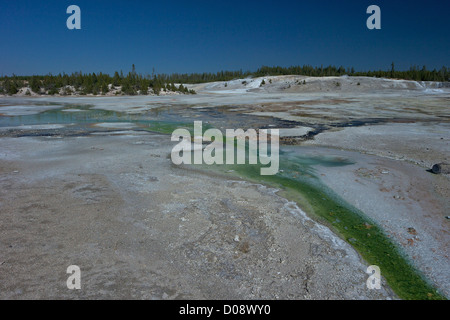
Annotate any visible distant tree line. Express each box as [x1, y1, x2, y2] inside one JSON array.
[[0, 63, 448, 96], [256, 64, 449, 82], [0, 64, 196, 96], [158, 70, 251, 84], [142, 64, 449, 84]]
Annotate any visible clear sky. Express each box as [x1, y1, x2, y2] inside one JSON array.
[[0, 0, 449, 76]]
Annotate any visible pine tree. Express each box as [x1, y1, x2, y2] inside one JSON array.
[[140, 80, 149, 95], [4, 77, 18, 95], [30, 76, 41, 93], [113, 71, 121, 86], [101, 82, 109, 95]]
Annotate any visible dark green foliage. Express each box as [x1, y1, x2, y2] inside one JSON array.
[[121, 78, 136, 95], [7, 82, 18, 95], [253, 64, 449, 82], [161, 69, 250, 84], [112, 71, 121, 86], [48, 87, 59, 95], [178, 84, 189, 94], [2, 77, 19, 95], [30, 76, 41, 93], [101, 82, 109, 95], [140, 80, 148, 95], [153, 85, 161, 95], [1, 64, 448, 97], [152, 77, 162, 95], [148, 64, 449, 84], [92, 83, 99, 95]]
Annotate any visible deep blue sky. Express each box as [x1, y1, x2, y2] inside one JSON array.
[[0, 0, 449, 76]]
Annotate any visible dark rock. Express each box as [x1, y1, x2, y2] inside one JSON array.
[[431, 163, 450, 174]]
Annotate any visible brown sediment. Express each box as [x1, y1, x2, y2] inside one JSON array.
[[291, 111, 336, 119]]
